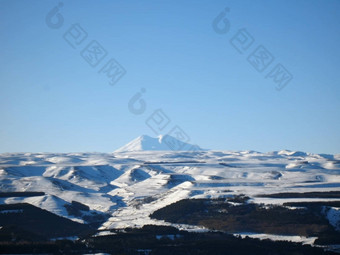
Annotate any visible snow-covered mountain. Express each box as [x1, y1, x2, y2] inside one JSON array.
[[115, 135, 202, 152], [1, 149, 340, 231]]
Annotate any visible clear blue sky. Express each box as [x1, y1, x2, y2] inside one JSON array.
[[1, 0, 339, 154]]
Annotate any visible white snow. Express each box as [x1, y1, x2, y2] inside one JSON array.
[[0, 136, 340, 245], [235, 233, 317, 245], [115, 135, 202, 152]]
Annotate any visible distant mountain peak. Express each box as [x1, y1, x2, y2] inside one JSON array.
[[115, 135, 202, 152], [157, 134, 171, 143]]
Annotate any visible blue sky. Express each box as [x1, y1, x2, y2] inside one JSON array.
[[1, 0, 339, 154]]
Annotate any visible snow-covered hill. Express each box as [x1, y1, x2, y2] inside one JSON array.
[[1, 148, 340, 234], [115, 135, 202, 152]]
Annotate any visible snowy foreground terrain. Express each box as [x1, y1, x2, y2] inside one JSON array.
[[1, 136, 340, 251]]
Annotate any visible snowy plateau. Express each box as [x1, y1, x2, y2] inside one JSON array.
[[1, 135, 340, 253]]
